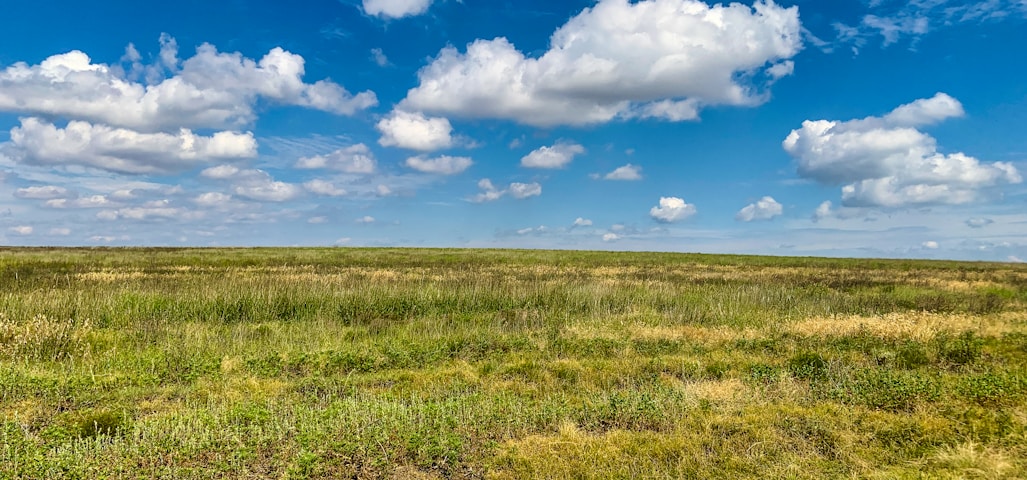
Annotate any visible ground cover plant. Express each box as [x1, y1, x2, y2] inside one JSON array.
[[1, 247, 1025, 478]]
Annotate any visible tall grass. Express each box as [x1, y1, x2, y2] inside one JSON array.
[[1, 247, 1025, 478]]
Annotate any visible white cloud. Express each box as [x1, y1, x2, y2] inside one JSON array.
[[308, 216, 328, 224], [401, 0, 801, 126], [49, 228, 71, 236], [812, 200, 833, 222], [14, 185, 72, 199], [0, 38, 377, 131], [377, 110, 453, 151], [200, 164, 241, 179], [471, 178, 504, 203], [572, 217, 593, 227], [735, 196, 783, 222], [335, 237, 352, 245], [363, 0, 433, 18], [376, 184, 393, 196], [296, 144, 377, 173], [783, 93, 1021, 208], [194, 192, 233, 207], [602, 232, 621, 242], [303, 179, 347, 196], [405, 155, 473, 175], [1010, 255, 1025, 263], [922, 240, 939, 249], [208, 168, 301, 202], [604, 164, 643, 180], [650, 196, 696, 223], [509, 182, 542, 199], [371, 48, 389, 67], [9, 226, 33, 235], [8, 118, 257, 174], [470, 179, 541, 202], [767, 60, 795, 80], [520, 142, 584, 169], [44, 195, 115, 209], [966, 217, 994, 228], [357, 215, 376, 224]]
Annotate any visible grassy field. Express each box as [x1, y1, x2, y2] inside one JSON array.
[[1, 247, 1025, 478]]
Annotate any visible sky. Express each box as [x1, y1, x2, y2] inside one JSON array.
[[0, 0, 1025, 261]]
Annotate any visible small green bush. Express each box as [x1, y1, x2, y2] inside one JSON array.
[[788, 352, 828, 381]]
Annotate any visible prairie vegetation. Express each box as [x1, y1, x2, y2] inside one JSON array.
[[1, 247, 1025, 478]]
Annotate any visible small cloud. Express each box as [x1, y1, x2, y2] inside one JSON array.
[[308, 216, 328, 224], [376, 184, 392, 196], [201, 164, 241, 179], [472, 179, 541, 202], [650, 197, 696, 223], [15, 185, 72, 200], [922, 241, 939, 249], [296, 144, 376, 173], [377, 110, 453, 152], [572, 217, 593, 227], [1009, 255, 1025, 263], [520, 142, 585, 169], [194, 192, 233, 207], [602, 233, 620, 242], [9, 225, 33, 235], [356, 215, 376, 224], [735, 196, 783, 222], [405, 155, 473, 175], [334, 237, 352, 245], [965, 217, 994, 228], [49, 227, 71, 236], [509, 182, 542, 199], [370, 48, 389, 67], [363, 0, 433, 19], [812, 200, 833, 222], [603, 164, 643, 181], [304, 179, 347, 197]]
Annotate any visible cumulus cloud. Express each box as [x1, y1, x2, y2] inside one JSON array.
[[44, 195, 115, 209], [303, 179, 347, 196], [14, 185, 72, 200], [296, 144, 377, 173], [602, 232, 621, 242], [922, 240, 939, 249], [401, 0, 801, 126], [356, 215, 376, 224], [650, 196, 696, 223], [735, 196, 783, 221], [405, 155, 473, 175], [604, 164, 643, 180], [363, 0, 433, 18], [470, 179, 541, 202], [783, 93, 1021, 208], [201, 166, 301, 202], [376, 110, 453, 151], [572, 217, 593, 227], [8, 226, 33, 235], [193, 192, 233, 207], [509, 182, 542, 199], [520, 142, 585, 169], [0, 38, 377, 132], [7, 118, 256, 174], [812, 200, 833, 222]]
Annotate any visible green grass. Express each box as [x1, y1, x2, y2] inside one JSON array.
[[1, 247, 1025, 478]]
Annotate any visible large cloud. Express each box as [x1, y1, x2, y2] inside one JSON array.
[[376, 110, 453, 151], [783, 93, 1021, 208], [6, 117, 257, 174], [0, 38, 377, 132], [520, 142, 585, 169], [401, 0, 801, 126]]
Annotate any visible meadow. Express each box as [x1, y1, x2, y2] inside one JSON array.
[[0, 247, 1025, 479]]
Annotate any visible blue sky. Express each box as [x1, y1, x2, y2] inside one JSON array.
[[0, 0, 1025, 260]]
